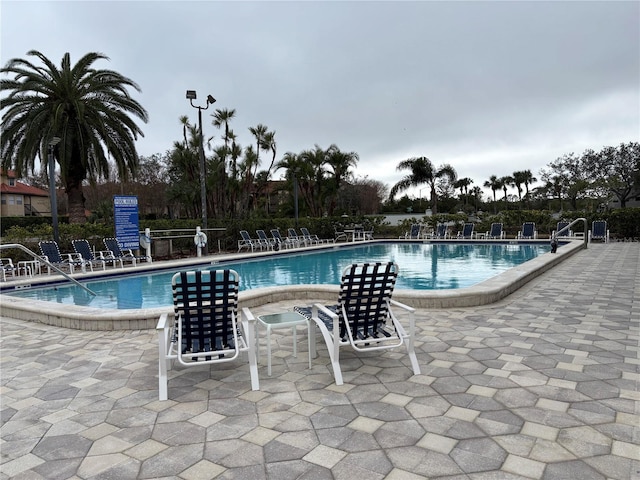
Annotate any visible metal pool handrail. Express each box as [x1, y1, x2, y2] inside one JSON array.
[[0, 243, 96, 296]]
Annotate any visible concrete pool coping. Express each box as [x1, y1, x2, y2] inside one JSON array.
[[0, 239, 585, 330]]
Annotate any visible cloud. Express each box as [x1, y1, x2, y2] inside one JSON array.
[[2, 0, 638, 201]]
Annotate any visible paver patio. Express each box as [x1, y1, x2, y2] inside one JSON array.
[[1, 242, 638, 479]]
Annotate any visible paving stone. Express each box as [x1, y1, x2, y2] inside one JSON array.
[[1, 243, 638, 479]]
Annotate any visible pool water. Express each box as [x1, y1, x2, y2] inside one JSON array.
[[7, 243, 548, 310]]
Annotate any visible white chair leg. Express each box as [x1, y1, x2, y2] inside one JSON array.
[[157, 314, 169, 401], [242, 308, 260, 391]]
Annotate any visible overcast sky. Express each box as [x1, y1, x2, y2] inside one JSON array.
[[2, 1, 638, 200]]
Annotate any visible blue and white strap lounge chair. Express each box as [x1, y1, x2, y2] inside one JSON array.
[[238, 230, 259, 252], [157, 269, 259, 401], [589, 220, 609, 243], [456, 223, 475, 239], [517, 222, 537, 239], [294, 262, 420, 386], [39, 240, 90, 274], [486, 223, 505, 239]]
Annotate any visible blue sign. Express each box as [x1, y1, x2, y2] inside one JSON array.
[[113, 195, 140, 250]]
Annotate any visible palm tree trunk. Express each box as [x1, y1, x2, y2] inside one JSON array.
[[66, 184, 87, 224]]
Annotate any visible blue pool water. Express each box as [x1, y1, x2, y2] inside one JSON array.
[[7, 243, 548, 310]]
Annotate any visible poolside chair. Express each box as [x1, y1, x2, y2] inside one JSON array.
[[517, 222, 537, 239], [294, 262, 420, 386], [72, 239, 121, 270], [271, 229, 296, 249], [256, 229, 276, 250], [486, 223, 505, 239], [555, 221, 572, 238], [334, 225, 348, 242], [456, 223, 475, 239], [39, 240, 90, 274], [300, 227, 332, 245], [102, 238, 145, 267], [426, 223, 448, 239], [157, 269, 260, 401], [238, 230, 260, 252], [401, 224, 422, 239], [1, 258, 18, 281], [589, 220, 609, 243], [287, 228, 306, 246]]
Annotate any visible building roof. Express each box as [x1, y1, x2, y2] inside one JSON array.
[[0, 179, 49, 197]]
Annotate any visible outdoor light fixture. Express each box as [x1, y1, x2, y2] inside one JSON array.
[[186, 90, 216, 252], [48, 137, 61, 244]]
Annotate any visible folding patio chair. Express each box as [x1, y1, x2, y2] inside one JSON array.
[[1, 258, 18, 281], [102, 238, 141, 267], [287, 228, 304, 246], [555, 221, 572, 238], [270, 229, 297, 249], [456, 223, 475, 239], [589, 220, 609, 243], [238, 230, 260, 252], [517, 222, 537, 239], [295, 262, 421, 385], [426, 223, 448, 239], [256, 229, 276, 250], [401, 224, 422, 239], [486, 223, 505, 239], [300, 227, 331, 244], [39, 240, 90, 274], [72, 239, 121, 270], [157, 269, 260, 401]]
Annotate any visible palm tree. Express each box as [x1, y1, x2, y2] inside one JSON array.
[[248, 123, 268, 177], [325, 144, 359, 216], [454, 177, 473, 205], [389, 156, 456, 215], [483, 175, 501, 214], [1, 50, 148, 223], [512, 170, 527, 204], [211, 107, 235, 174], [522, 169, 537, 207], [499, 176, 513, 207]]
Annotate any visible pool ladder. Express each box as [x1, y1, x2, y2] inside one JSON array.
[[552, 217, 589, 249]]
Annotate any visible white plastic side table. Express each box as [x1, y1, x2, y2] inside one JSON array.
[[257, 311, 311, 376]]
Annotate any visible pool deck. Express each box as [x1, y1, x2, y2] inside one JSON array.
[[0, 239, 584, 330], [1, 242, 638, 479]]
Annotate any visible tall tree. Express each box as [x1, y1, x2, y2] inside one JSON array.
[[454, 177, 473, 205], [325, 144, 359, 216], [511, 171, 527, 204], [248, 123, 268, 177], [583, 142, 640, 208], [211, 107, 236, 173], [499, 176, 513, 206], [483, 175, 501, 213], [1, 50, 148, 223], [389, 156, 457, 215]]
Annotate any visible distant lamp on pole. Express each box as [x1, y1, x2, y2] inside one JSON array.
[[186, 89, 216, 253], [48, 137, 61, 244]]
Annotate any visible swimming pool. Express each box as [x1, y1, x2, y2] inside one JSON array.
[[0, 239, 584, 330], [9, 242, 548, 309]]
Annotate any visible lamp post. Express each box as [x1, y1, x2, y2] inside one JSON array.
[[293, 172, 299, 227], [48, 137, 61, 243], [186, 90, 216, 237]]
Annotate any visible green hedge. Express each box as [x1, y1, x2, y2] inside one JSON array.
[[3, 208, 637, 262]]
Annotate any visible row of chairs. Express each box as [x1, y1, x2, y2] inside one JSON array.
[[157, 261, 420, 400], [401, 222, 506, 240], [238, 228, 334, 252], [37, 238, 149, 275], [0, 239, 148, 280], [401, 220, 609, 242]]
